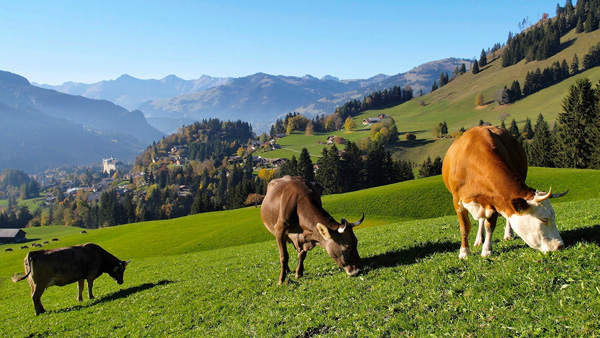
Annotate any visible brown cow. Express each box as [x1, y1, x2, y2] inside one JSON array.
[[261, 176, 364, 285], [442, 126, 567, 258], [11, 243, 130, 315]]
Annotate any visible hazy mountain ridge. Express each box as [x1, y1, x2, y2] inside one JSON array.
[[0, 70, 165, 172], [138, 59, 468, 133], [37, 74, 231, 111]]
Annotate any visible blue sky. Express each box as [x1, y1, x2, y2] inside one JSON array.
[[1, 0, 558, 85]]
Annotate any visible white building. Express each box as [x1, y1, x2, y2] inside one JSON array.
[[103, 157, 124, 174]]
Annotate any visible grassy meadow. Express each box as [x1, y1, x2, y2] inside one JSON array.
[[1, 168, 600, 337]]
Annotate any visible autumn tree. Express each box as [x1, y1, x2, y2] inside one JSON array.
[[475, 93, 485, 106], [344, 116, 356, 132]]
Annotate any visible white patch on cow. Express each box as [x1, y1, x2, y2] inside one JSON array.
[[505, 199, 564, 252], [459, 201, 494, 220], [459, 247, 470, 259]]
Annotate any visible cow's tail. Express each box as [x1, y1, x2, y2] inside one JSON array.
[[11, 253, 32, 283]]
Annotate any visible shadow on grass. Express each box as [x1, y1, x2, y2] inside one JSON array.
[[561, 224, 600, 247], [50, 279, 174, 314], [363, 240, 459, 270]]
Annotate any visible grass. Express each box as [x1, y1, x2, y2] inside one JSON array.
[[1, 167, 599, 336], [1, 196, 599, 337]]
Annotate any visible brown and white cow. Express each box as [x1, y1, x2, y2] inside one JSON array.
[[261, 176, 364, 285], [11, 243, 130, 315], [442, 126, 567, 258]]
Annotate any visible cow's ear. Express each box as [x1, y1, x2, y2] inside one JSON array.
[[316, 223, 332, 240], [124, 260, 131, 267], [511, 198, 530, 214]]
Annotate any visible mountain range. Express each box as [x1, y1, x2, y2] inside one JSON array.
[[0, 71, 164, 173], [38, 58, 471, 134]]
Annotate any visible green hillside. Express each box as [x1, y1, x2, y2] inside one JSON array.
[[2, 167, 598, 278], [263, 29, 600, 164]]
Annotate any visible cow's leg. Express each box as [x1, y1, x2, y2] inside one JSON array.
[[503, 219, 514, 240], [481, 213, 498, 257], [31, 285, 45, 315], [455, 204, 472, 259], [86, 277, 95, 299], [473, 218, 485, 246], [77, 279, 84, 301], [295, 250, 307, 278], [274, 229, 290, 285]]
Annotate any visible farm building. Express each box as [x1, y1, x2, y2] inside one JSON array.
[[0, 229, 27, 244]]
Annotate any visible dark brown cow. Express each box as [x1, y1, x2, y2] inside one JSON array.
[[261, 176, 364, 285], [11, 243, 130, 315], [442, 126, 567, 258]]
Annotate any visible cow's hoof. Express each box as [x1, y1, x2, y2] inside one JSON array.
[[459, 247, 470, 259], [481, 249, 492, 257], [473, 240, 483, 247], [503, 236, 513, 241]]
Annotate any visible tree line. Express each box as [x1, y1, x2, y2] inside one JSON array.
[[501, 0, 599, 68]]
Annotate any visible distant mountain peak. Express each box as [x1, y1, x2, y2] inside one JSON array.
[[0, 70, 31, 87], [320, 75, 340, 82]]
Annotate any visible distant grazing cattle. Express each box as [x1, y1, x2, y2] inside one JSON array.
[[51, 238, 59, 242], [43, 241, 49, 245], [442, 126, 567, 258], [261, 175, 364, 284], [5, 248, 13, 252], [80, 230, 87, 234], [11, 243, 130, 315], [20, 245, 28, 250], [32, 243, 42, 248]]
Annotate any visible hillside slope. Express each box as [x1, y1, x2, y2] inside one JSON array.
[[261, 29, 600, 164]]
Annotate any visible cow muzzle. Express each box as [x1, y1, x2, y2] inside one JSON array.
[[344, 266, 361, 277]]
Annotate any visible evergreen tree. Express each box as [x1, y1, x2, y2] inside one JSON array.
[[509, 119, 520, 139], [441, 121, 448, 137], [297, 148, 314, 181], [522, 117, 534, 139], [510, 80, 522, 101], [364, 144, 387, 188], [556, 78, 600, 168], [279, 155, 298, 177], [315, 145, 340, 194], [479, 49, 487, 67], [472, 59, 480, 74], [528, 117, 556, 167], [340, 141, 363, 192], [571, 53, 579, 74]]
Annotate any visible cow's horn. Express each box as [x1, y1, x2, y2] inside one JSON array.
[[338, 219, 347, 233], [350, 213, 365, 227], [550, 189, 569, 198], [534, 187, 552, 202]]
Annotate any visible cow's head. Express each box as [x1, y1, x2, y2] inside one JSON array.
[[316, 214, 364, 276], [508, 188, 567, 252], [109, 260, 131, 285]]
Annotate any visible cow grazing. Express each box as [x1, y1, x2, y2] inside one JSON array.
[[20, 245, 28, 250], [5, 248, 13, 252], [442, 126, 567, 258], [43, 241, 49, 245], [261, 176, 364, 285], [11, 243, 130, 315], [51, 238, 59, 241]]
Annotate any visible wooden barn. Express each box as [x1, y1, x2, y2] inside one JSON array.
[[0, 229, 27, 244]]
